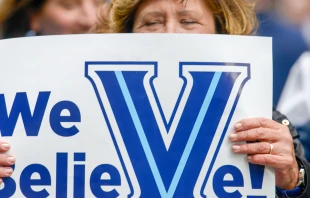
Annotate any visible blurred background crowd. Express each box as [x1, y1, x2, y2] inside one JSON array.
[[0, 0, 310, 159], [0, 0, 103, 38]]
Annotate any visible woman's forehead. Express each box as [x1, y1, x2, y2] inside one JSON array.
[[136, 0, 209, 13]]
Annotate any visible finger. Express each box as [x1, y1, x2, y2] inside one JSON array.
[[235, 117, 281, 131], [247, 154, 290, 169], [232, 142, 273, 154], [0, 141, 10, 152], [0, 167, 13, 178], [0, 154, 15, 166], [229, 127, 279, 142]]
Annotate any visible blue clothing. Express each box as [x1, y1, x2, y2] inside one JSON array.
[[257, 12, 309, 105]]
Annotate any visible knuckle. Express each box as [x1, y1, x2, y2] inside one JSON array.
[[257, 143, 268, 152], [284, 136, 293, 144], [283, 125, 290, 131], [279, 127, 293, 142], [242, 120, 251, 128], [258, 117, 268, 127], [254, 128, 266, 139], [244, 144, 252, 151], [283, 127, 293, 137]]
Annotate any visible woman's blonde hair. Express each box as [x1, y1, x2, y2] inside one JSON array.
[[95, 0, 257, 35]]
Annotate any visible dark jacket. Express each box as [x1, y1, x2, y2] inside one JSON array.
[[273, 109, 310, 198]]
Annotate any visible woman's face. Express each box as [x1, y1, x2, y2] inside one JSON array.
[[133, 0, 216, 34], [31, 0, 102, 35]]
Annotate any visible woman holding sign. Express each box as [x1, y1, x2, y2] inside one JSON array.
[[94, 0, 309, 197], [0, 0, 309, 197]]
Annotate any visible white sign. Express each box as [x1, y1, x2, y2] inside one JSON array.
[[0, 34, 273, 197]]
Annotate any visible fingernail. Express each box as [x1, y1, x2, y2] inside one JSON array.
[[7, 157, 15, 164], [229, 134, 237, 140], [2, 144, 10, 150], [247, 156, 252, 161], [235, 123, 242, 129], [4, 169, 13, 176], [232, 145, 240, 151]]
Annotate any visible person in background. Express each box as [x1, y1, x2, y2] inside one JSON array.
[[276, 0, 310, 161], [255, 0, 309, 106], [278, 52, 310, 161], [0, 0, 104, 38]]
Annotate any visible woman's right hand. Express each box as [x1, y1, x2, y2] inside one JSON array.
[[0, 141, 15, 183]]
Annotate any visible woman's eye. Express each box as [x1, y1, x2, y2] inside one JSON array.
[[145, 21, 161, 26], [181, 19, 197, 24]]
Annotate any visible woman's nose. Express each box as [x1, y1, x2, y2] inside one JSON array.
[[165, 20, 177, 33], [165, 20, 184, 33]]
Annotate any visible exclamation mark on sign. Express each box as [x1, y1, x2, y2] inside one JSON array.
[[246, 163, 267, 198]]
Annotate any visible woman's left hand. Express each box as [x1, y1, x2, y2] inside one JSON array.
[[229, 117, 299, 190]]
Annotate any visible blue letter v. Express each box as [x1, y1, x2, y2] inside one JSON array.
[[85, 62, 249, 198]]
